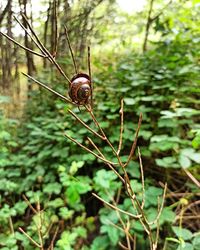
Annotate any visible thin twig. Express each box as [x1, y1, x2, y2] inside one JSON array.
[[123, 113, 142, 167], [22, 72, 73, 104], [53, 0, 58, 57], [21, 13, 71, 84], [22, 194, 37, 214], [154, 220, 160, 250], [133, 234, 136, 250], [87, 137, 125, 183], [117, 99, 124, 155], [9, 217, 15, 235], [119, 242, 129, 250], [92, 193, 142, 219], [87, 46, 93, 108], [138, 147, 145, 208], [48, 225, 59, 250], [19, 227, 41, 248], [64, 25, 78, 74], [68, 109, 105, 140], [183, 169, 200, 188], [149, 183, 167, 225], [65, 133, 117, 166], [14, 16, 46, 55], [0, 31, 47, 58]]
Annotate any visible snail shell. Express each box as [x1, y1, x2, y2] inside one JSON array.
[[69, 73, 92, 105]]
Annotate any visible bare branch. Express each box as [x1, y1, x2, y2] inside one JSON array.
[[183, 169, 200, 188], [117, 99, 124, 155], [138, 147, 145, 208], [48, 225, 59, 250], [22, 72, 73, 104], [87, 137, 125, 183], [149, 183, 167, 225], [68, 109, 105, 140], [0, 31, 47, 58], [19, 227, 41, 248], [64, 25, 78, 74], [123, 113, 142, 167], [21, 13, 71, 84], [87, 46, 93, 108], [22, 194, 37, 214], [92, 193, 142, 219], [151, 0, 172, 22], [119, 242, 129, 250], [64, 133, 117, 166]]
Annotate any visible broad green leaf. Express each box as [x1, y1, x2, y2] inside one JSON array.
[[172, 226, 193, 240]]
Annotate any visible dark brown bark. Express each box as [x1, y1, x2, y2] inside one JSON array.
[[19, 0, 36, 93], [143, 0, 172, 52], [43, 0, 52, 68], [0, 0, 11, 25], [142, 0, 154, 52]]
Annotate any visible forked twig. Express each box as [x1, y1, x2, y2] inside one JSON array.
[[87, 137, 125, 183], [0, 31, 46, 58], [64, 133, 117, 166], [68, 109, 105, 140], [14, 16, 46, 55], [21, 13, 71, 84]]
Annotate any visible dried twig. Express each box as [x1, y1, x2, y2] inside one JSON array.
[[149, 183, 167, 225], [87, 137, 124, 183], [48, 225, 59, 250], [64, 133, 117, 166], [123, 113, 142, 167], [22, 72, 73, 104], [64, 25, 78, 74], [19, 227, 41, 249], [21, 13, 71, 84], [117, 99, 124, 155], [0, 31, 46, 57], [22, 194, 37, 214], [92, 193, 142, 219], [183, 169, 200, 188], [138, 147, 145, 208], [68, 109, 105, 140]]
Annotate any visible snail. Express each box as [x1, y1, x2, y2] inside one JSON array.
[[69, 73, 92, 105]]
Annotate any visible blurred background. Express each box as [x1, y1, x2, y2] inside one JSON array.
[[0, 0, 200, 249]]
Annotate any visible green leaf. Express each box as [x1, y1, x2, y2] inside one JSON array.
[[172, 226, 193, 240], [43, 182, 62, 194], [101, 225, 120, 245], [193, 235, 200, 250], [124, 98, 136, 105], [179, 154, 191, 168], [177, 242, 194, 250], [59, 207, 74, 220], [156, 157, 179, 168], [91, 236, 109, 250], [48, 198, 64, 208]]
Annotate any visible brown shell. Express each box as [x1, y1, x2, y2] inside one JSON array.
[[69, 73, 92, 105]]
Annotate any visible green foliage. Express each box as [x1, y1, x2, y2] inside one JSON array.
[[0, 1, 200, 248]]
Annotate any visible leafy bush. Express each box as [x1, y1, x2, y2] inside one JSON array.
[[0, 30, 199, 249]]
